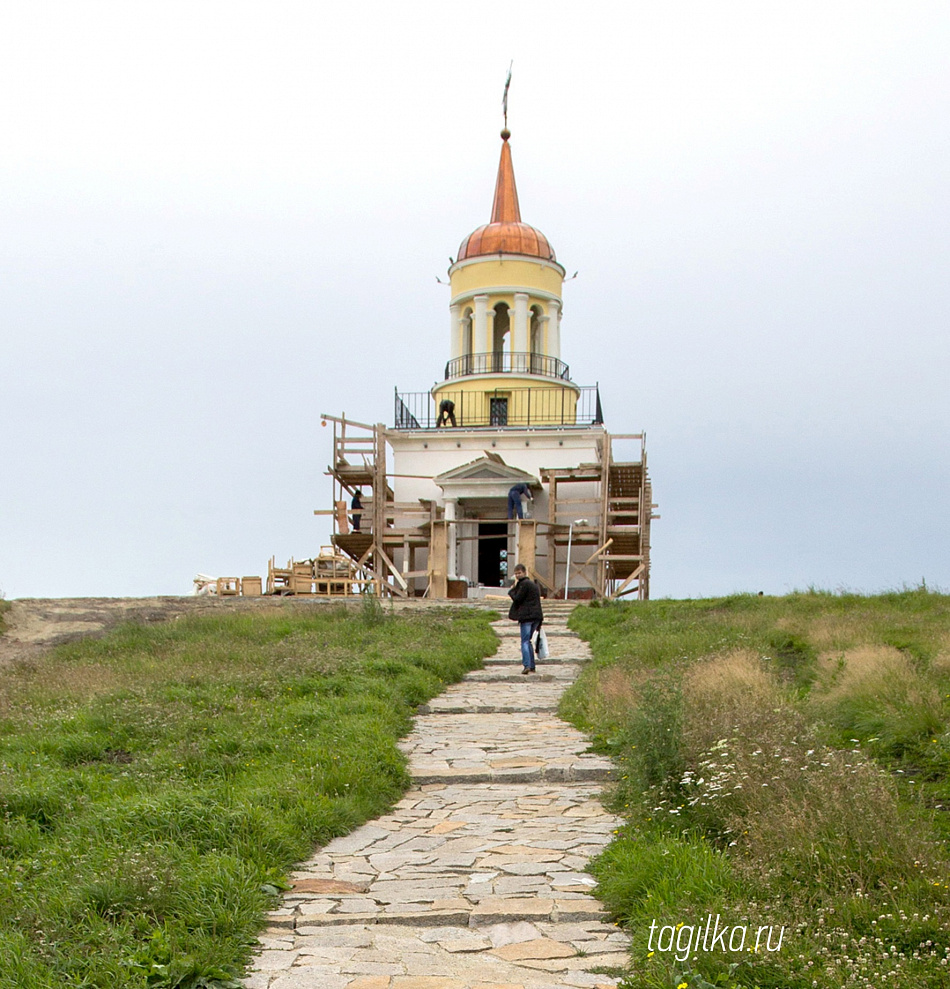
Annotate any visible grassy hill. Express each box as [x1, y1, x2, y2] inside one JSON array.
[[0, 601, 495, 989], [2, 590, 948, 989], [563, 588, 950, 989]]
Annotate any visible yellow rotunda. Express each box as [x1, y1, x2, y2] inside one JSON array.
[[431, 129, 583, 429]]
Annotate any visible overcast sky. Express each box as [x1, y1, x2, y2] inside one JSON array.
[[1, 1, 948, 600]]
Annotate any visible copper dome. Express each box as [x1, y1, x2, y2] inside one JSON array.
[[457, 131, 557, 263]]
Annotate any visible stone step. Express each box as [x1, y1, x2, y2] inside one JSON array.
[[465, 668, 579, 683], [284, 781, 617, 903], [482, 654, 584, 665], [402, 712, 607, 765], [407, 700, 604, 777], [252, 919, 628, 989], [419, 678, 569, 714], [420, 700, 558, 714], [410, 761, 612, 785], [289, 897, 612, 929], [491, 628, 577, 638]]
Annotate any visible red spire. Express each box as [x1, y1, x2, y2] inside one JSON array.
[[490, 129, 521, 224], [456, 129, 557, 263]]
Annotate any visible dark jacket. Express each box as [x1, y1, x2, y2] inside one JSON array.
[[508, 575, 543, 623]]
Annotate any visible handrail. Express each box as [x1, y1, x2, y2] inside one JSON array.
[[393, 384, 604, 429], [444, 352, 571, 381]]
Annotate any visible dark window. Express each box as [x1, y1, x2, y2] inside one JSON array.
[[490, 397, 508, 426]]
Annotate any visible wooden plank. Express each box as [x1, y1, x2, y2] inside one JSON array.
[[547, 474, 558, 592], [335, 500, 349, 534], [428, 520, 448, 599], [597, 432, 611, 598], [517, 519, 536, 575], [566, 562, 601, 596], [320, 413, 376, 430], [610, 563, 645, 599], [583, 538, 613, 565], [528, 566, 555, 592], [375, 545, 407, 591]]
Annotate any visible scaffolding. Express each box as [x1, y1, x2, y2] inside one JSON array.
[[316, 415, 433, 598], [542, 433, 655, 600], [315, 414, 656, 600]]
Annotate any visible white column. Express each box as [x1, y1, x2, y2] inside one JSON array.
[[512, 292, 530, 368], [539, 314, 551, 357], [448, 303, 461, 361], [547, 300, 561, 359], [445, 498, 458, 577], [484, 305, 496, 369], [473, 294, 490, 361]]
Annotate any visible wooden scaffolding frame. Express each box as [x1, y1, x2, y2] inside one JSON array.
[[316, 415, 433, 599], [315, 414, 656, 600], [541, 433, 655, 600]]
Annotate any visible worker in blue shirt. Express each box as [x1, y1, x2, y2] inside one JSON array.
[[507, 482, 533, 520]]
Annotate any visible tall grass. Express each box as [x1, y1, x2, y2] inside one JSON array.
[[565, 590, 950, 989], [0, 604, 496, 989]]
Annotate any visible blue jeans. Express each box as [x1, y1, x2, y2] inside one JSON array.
[[508, 492, 524, 519], [520, 621, 539, 669]]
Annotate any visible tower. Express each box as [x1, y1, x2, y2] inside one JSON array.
[[320, 127, 654, 601], [432, 128, 579, 430]]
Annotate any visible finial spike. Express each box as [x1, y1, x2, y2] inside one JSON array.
[[502, 61, 513, 131]]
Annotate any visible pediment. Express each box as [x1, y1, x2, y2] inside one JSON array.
[[435, 455, 537, 488]]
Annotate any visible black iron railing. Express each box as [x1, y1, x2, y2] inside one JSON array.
[[393, 385, 604, 430], [444, 352, 571, 381]]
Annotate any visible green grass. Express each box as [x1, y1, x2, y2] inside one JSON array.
[[0, 601, 496, 988], [563, 589, 950, 989], [0, 597, 9, 635]]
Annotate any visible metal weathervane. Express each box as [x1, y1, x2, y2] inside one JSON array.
[[502, 61, 513, 129]]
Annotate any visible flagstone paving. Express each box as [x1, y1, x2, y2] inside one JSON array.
[[243, 604, 630, 989]]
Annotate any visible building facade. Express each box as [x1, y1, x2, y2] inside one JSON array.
[[322, 128, 654, 600]]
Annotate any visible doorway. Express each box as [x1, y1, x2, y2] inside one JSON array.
[[478, 522, 509, 587]]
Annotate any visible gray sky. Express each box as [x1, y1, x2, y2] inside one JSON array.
[[2, 1, 948, 600]]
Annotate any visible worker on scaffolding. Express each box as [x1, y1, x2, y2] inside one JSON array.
[[507, 482, 533, 519], [350, 489, 363, 531], [436, 398, 457, 427]]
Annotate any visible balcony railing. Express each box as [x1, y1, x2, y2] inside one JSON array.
[[393, 385, 604, 430], [444, 351, 571, 381]]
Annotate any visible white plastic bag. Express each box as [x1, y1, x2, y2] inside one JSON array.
[[536, 628, 549, 660]]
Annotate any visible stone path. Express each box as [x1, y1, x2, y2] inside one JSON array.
[[243, 603, 629, 989]]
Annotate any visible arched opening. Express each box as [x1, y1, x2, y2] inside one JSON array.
[[530, 305, 543, 374], [492, 302, 510, 372]]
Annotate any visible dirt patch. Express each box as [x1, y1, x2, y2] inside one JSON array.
[[0, 595, 293, 667]]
